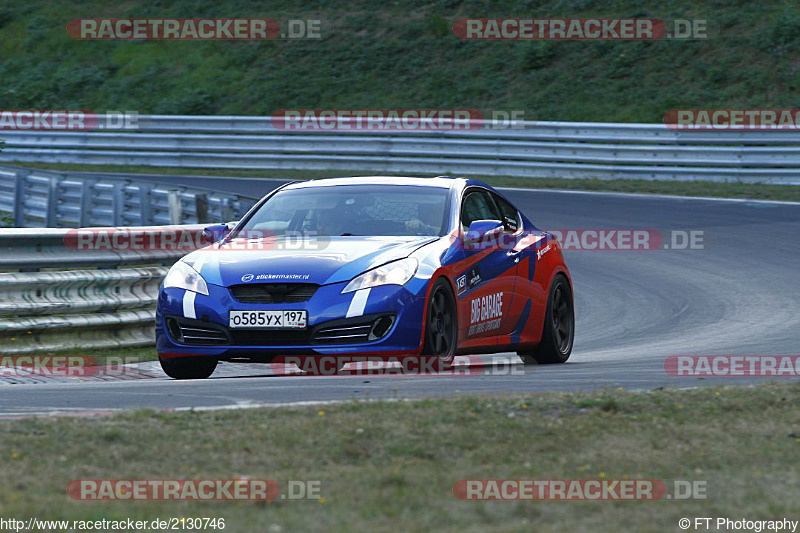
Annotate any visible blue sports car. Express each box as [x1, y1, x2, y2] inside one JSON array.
[[156, 176, 574, 378]]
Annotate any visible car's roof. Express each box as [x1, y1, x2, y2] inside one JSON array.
[[283, 176, 463, 190]]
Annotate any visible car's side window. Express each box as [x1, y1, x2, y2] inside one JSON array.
[[461, 190, 501, 230], [492, 193, 521, 232]]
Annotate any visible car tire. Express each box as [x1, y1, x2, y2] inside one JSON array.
[[422, 278, 458, 369], [159, 355, 218, 379], [518, 274, 574, 365]]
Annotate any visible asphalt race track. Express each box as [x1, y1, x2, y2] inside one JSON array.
[[1, 175, 798, 416]]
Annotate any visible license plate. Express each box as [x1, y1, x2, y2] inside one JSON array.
[[229, 310, 307, 329]]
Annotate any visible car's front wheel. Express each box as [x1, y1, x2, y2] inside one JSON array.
[[518, 274, 574, 365], [159, 355, 218, 379], [422, 278, 457, 368]]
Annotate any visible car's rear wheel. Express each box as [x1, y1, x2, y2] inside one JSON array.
[[518, 274, 574, 365], [422, 278, 457, 369], [159, 355, 217, 379]]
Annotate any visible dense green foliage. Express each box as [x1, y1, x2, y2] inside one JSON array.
[[1, 1, 799, 121]]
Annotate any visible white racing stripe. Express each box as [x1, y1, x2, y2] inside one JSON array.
[[346, 288, 371, 318], [182, 291, 197, 319], [181, 257, 207, 319]]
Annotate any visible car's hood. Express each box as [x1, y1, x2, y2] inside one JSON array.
[[183, 236, 437, 287]]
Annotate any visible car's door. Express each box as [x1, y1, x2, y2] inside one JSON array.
[[488, 191, 546, 346], [454, 188, 520, 345]]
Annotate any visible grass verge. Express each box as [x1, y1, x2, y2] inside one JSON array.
[[13, 162, 800, 202], [3, 345, 158, 365], [49, 345, 158, 365], [1, 382, 798, 531]]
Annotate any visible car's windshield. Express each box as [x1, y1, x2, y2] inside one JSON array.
[[236, 184, 450, 237]]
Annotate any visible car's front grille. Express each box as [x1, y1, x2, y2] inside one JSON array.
[[313, 322, 374, 344], [166, 318, 230, 346], [165, 314, 395, 347], [312, 315, 395, 345], [229, 283, 319, 304]]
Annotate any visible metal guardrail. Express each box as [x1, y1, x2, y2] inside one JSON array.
[[0, 226, 204, 354], [0, 163, 257, 228], [2, 115, 800, 183]]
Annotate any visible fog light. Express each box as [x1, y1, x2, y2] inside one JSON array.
[[166, 317, 183, 342], [368, 315, 395, 341]]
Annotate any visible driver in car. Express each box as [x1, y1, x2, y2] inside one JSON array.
[[316, 206, 349, 236], [316, 198, 439, 236], [404, 202, 440, 235]]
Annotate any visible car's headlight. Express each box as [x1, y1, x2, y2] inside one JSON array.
[[342, 258, 418, 293], [163, 260, 209, 296]]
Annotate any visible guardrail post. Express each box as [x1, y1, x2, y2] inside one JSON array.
[[12, 170, 28, 228], [195, 193, 209, 224], [45, 176, 59, 227], [221, 198, 234, 222], [78, 180, 91, 227], [112, 182, 126, 226], [168, 190, 182, 225], [139, 184, 153, 225]]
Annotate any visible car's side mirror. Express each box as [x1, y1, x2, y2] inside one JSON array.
[[202, 223, 232, 243], [464, 219, 504, 249]]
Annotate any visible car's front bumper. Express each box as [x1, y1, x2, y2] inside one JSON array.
[[156, 280, 427, 360]]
